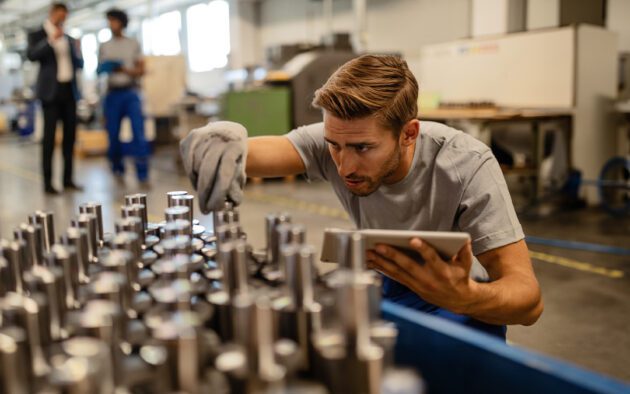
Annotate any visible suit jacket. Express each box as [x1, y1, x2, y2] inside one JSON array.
[[26, 27, 84, 102]]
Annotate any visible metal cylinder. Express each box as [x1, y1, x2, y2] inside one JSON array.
[[212, 211, 226, 234], [163, 219, 191, 239], [166, 191, 188, 207], [71, 214, 99, 264], [111, 232, 141, 289], [85, 271, 133, 320], [65, 300, 124, 387], [274, 223, 294, 266], [289, 224, 306, 245], [63, 227, 90, 284], [225, 210, 238, 225], [48, 244, 80, 310], [172, 194, 194, 224], [0, 240, 25, 294], [53, 337, 115, 393], [164, 206, 190, 224], [350, 232, 366, 272], [229, 207, 240, 224], [232, 294, 284, 382], [24, 264, 67, 341], [215, 224, 231, 247], [0, 256, 9, 297], [151, 312, 203, 393], [115, 217, 144, 247], [15, 223, 44, 267], [0, 327, 30, 394], [161, 235, 193, 258], [99, 249, 136, 294], [125, 193, 149, 228], [217, 240, 249, 298], [285, 245, 316, 309], [266, 213, 291, 264], [79, 203, 104, 243], [148, 277, 194, 310], [28, 211, 55, 253], [334, 231, 352, 269], [1, 292, 52, 379], [121, 203, 147, 233]]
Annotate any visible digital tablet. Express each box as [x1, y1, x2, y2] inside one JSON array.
[[320, 228, 470, 263]]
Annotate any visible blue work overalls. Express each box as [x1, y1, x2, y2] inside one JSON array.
[[383, 277, 507, 340], [103, 88, 150, 181]]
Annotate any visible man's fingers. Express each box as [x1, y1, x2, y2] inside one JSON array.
[[195, 142, 225, 214], [211, 143, 244, 209], [453, 241, 473, 270], [374, 244, 421, 276], [366, 250, 415, 289], [410, 238, 443, 266]]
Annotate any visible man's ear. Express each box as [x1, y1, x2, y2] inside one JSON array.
[[400, 119, 420, 147]]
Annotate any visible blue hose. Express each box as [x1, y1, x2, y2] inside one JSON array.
[[526, 236, 630, 256]]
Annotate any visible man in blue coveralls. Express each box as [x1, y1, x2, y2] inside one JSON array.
[[98, 8, 150, 184], [180, 55, 543, 339]]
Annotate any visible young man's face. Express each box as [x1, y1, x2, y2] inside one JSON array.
[[324, 112, 403, 197], [108, 17, 123, 35]]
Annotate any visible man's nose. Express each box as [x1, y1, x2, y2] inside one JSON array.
[[337, 150, 358, 178]]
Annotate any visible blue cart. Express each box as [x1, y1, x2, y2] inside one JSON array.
[[383, 301, 630, 394]]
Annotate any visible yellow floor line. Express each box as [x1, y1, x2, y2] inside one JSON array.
[[0, 161, 42, 183], [245, 191, 350, 220], [529, 250, 624, 279]]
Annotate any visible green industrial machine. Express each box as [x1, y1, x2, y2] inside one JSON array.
[[222, 50, 356, 136], [223, 87, 292, 137]]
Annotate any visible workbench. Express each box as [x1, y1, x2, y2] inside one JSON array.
[[419, 107, 573, 204]]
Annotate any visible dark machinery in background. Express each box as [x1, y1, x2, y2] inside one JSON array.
[[222, 34, 356, 136]]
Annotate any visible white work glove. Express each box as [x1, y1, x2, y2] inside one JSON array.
[[179, 121, 248, 214]]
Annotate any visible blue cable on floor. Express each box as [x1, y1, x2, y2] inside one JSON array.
[[526, 236, 630, 257]]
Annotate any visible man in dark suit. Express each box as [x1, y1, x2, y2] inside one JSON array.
[[27, 2, 84, 194]]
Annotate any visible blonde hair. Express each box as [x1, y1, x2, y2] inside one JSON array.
[[312, 54, 418, 134]]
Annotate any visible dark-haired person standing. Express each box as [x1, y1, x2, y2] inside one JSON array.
[[27, 2, 84, 194], [98, 8, 150, 184]]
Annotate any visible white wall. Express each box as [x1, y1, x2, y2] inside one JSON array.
[[526, 0, 560, 30], [257, 0, 470, 63], [607, 0, 630, 53]]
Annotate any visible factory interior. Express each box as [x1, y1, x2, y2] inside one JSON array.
[[0, 0, 629, 393]]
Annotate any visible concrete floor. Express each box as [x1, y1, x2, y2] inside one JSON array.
[[0, 137, 629, 383]]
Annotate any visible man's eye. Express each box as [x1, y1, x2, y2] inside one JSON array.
[[329, 143, 341, 151], [355, 145, 370, 153]]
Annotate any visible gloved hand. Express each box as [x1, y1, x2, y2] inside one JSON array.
[[179, 121, 248, 214]]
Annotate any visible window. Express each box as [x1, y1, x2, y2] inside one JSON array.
[[142, 10, 182, 56], [186, 0, 230, 72], [97, 28, 111, 43], [81, 33, 98, 78]]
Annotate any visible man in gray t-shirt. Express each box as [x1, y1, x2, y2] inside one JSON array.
[[180, 54, 543, 339]]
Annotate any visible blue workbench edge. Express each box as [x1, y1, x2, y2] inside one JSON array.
[[381, 300, 630, 394]]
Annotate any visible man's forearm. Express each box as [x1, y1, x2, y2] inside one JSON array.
[[27, 39, 53, 62], [463, 277, 543, 326], [246, 136, 305, 178]]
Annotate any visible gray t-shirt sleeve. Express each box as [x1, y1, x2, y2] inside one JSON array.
[[285, 122, 332, 181], [457, 150, 525, 255]]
